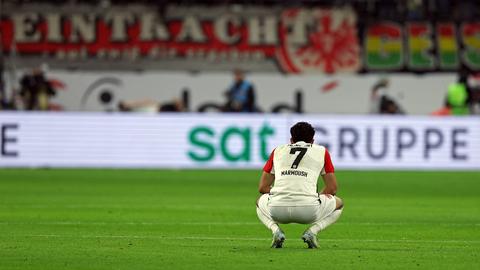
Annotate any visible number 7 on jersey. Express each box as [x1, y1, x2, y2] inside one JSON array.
[[289, 147, 307, 169]]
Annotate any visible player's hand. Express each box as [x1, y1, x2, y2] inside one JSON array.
[[319, 192, 333, 198]]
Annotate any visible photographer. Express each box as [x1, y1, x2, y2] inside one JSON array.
[[19, 68, 56, 111]]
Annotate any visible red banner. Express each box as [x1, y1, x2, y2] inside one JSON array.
[[0, 6, 360, 73]]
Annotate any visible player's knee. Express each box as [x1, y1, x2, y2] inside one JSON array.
[[256, 193, 267, 207], [335, 196, 344, 210]]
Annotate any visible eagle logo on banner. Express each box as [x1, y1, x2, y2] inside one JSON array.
[[277, 9, 360, 73]]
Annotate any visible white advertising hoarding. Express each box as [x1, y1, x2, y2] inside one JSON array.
[[0, 112, 479, 170], [295, 116, 480, 170], [0, 113, 287, 168]]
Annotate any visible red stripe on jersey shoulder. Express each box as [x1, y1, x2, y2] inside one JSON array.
[[263, 149, 275, 173], [324, 149, 335, 173]]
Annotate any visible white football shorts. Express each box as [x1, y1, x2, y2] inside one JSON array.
[[257, 193, 337, 224]]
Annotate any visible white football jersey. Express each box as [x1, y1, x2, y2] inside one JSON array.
[[263, 141, 334, 206]]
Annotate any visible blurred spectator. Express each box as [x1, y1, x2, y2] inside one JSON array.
[[369, 78, 405, 115], [469, 89, 480, 115], [406, 0, 425, 20], [223, 69, 256, 112], [446, 82, 469, 115], [467, 75, 480, 115], [379, 96, 404, 114], [432, 73, 472, 116], [159, 99, 185, 112], [118, 98, 185, 113], [19, 68, 56, 111]]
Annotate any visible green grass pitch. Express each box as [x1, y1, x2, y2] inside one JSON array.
[[0, 169, 479, 269]]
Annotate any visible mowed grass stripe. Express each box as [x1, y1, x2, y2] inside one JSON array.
[[0, 221, 479, 226], [16, 234, 480, 244]]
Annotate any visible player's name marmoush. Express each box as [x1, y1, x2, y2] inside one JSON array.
[[280, 170, 308, 177]]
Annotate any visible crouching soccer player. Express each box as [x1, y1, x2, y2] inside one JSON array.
[[256, 122, 344, 248]]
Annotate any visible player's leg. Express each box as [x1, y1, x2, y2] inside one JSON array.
[[302, 195, 344, 248], [256, 194, 280, 233], [310, 196, 344, 233], [255, 194, 285, 248]]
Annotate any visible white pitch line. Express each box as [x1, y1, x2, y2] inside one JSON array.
[[18, 234, 480, 244], [342, 222, 480, 227], [0, 221, 260, 226], [0, 205, 250, 210], [0, 221, 478, 226]]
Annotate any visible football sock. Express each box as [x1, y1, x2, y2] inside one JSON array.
[[309, 208, 343, 235], [256, 206, 280, 233]]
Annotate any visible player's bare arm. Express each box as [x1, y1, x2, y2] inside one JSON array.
[[320, 173, 343, 209], [258, 171, 274, 194], [320, 173, 338, 195]]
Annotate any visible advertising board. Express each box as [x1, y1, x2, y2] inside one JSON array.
[[1, 112, 479, 170]]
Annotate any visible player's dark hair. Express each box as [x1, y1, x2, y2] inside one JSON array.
[[290, 122, 315, 143]]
